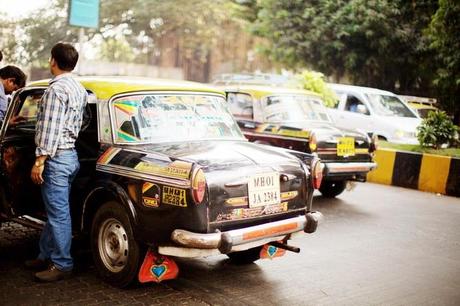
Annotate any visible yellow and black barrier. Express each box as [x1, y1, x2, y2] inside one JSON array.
[[367, 148, 460, 197]]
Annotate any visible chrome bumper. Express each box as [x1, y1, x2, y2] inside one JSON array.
[[324, 162, 377, 175], [168, 212, 322, 255]]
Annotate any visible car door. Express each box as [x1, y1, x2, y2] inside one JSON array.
[[335, 93, 374, 133], [0, 87, 46, 217]]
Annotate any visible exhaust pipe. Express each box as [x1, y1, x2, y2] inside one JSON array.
[[268, 241, 300, 253]]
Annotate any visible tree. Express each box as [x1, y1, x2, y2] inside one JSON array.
[[17, 0, 80, 67], [100, 0, 238, 81], [99, 38, 135, 62], [235, 0, 438, 94], [428, 0, 460, 124]]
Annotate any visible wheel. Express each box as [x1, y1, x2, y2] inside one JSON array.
[[319, 180, 347, 198], [91, 201, 142, 288], [227, 246, 262, 264]]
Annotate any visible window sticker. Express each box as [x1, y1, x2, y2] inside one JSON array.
[[112, 94, 244, 143]]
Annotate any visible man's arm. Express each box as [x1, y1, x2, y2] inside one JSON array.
[[31, 88, 66, 185], [35, 88, 66, 157]]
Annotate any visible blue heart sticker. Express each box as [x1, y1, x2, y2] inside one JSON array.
[[151, 265, 167, 278], [267, 245, 277, 257]]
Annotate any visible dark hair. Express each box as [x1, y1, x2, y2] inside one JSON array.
[[51, 43, 79, 71], [0, 50, 3, 62], [0, 65, 27, 88]]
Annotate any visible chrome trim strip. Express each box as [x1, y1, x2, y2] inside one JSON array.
[[210, 208, 306, 224], [96, 164, 191, 188], [324, 162, 377, 174]]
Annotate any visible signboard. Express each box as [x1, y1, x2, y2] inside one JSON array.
[[68, 0, 100, 28]]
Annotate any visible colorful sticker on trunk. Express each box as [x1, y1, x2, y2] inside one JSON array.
[[142, 182, 160, 208], [162, 186, 187, 207]]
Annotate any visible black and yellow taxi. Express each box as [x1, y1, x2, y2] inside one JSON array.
[[216, 83, 377, 197], [0, 77, 322, 287]]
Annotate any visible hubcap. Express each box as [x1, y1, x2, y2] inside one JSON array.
[[98, 218, 129, 273]]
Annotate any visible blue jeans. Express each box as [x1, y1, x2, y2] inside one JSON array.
[[38, 149, 79, 271]]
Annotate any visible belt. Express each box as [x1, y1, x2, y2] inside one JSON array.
[[56, 148, 75, 153]]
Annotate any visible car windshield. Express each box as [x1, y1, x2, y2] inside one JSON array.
[[366, 94, 417, 118], [262, 95, 331, 123], [111, 94, 245, 143]]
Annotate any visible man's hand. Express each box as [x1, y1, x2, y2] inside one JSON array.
[[31, 164, 44, 184], [10, 115, 26, 126], [31, 155, 47, 185]]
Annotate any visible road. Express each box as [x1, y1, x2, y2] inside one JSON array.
[[1, 183, 460, 305]]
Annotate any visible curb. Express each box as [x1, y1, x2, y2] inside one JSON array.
[[366, 148, 460, 197]]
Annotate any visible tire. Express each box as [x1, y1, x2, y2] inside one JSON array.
[[91, 201, 142, 288], [227, 246, 263, 264], [319, 180, 347, 198]]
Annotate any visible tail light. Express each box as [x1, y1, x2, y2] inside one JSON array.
[[369, 134, 379, 153], [191, 167, 206, 204], [312, 159, 323, 189], [309, 133, 317, 153]]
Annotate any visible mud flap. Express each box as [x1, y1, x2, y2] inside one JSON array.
[[138, 249, 179, 283], [259, 243, 286, 259]]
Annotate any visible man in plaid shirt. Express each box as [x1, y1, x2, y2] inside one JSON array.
[[27, 43, 88, 282]]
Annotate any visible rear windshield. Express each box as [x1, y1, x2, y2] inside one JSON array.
[[111, 93, 244, 143], [262, 95, 332, 123]]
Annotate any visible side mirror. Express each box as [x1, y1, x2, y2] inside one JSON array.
[[356, 104, 368, 115], [237, 120, 256, 129]]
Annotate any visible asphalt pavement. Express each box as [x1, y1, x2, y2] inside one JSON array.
[[1, 183, 460, 305]]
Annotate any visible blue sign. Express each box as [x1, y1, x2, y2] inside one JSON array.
[[68, 0, 100, 29]]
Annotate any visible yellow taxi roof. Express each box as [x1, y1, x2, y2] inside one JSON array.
[[216, 84, 320, 100], [407, 102, 438, 110], [28, 76, 225, 100]]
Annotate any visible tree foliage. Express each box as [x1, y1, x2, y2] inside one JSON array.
[[233, 0, 460, 122], [235, 0, 438, 93], [427, 0, 460, 122]]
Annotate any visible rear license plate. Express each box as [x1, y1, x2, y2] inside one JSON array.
[[248, 172, 281, 208], [337, 137, 355, 156]]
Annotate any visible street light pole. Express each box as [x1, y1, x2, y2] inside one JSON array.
[[77, 27, 85, 75]]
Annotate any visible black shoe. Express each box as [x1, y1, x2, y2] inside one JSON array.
[[35, 264, 72, 282], [24, 258, 49, 271]]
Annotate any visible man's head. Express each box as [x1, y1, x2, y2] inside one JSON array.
[[0, 65, 27, 94], [50, 43, 79, 75]]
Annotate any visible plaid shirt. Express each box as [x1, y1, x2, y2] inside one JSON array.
[[0, 82, 8, 122], [35, 73, 88, 157]]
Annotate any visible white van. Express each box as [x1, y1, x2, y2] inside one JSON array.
[[328, 83, 422, 144]]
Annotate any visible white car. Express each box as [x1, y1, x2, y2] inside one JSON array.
[[327, 83, 422, 144]]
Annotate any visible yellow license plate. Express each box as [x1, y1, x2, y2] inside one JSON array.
[[337, 137, 355, 156]]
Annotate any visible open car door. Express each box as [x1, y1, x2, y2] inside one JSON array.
[[0, 87, 47, 218]]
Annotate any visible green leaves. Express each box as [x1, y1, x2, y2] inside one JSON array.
[[296, 70, 338, 108], [417, 111, 459, 149]]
